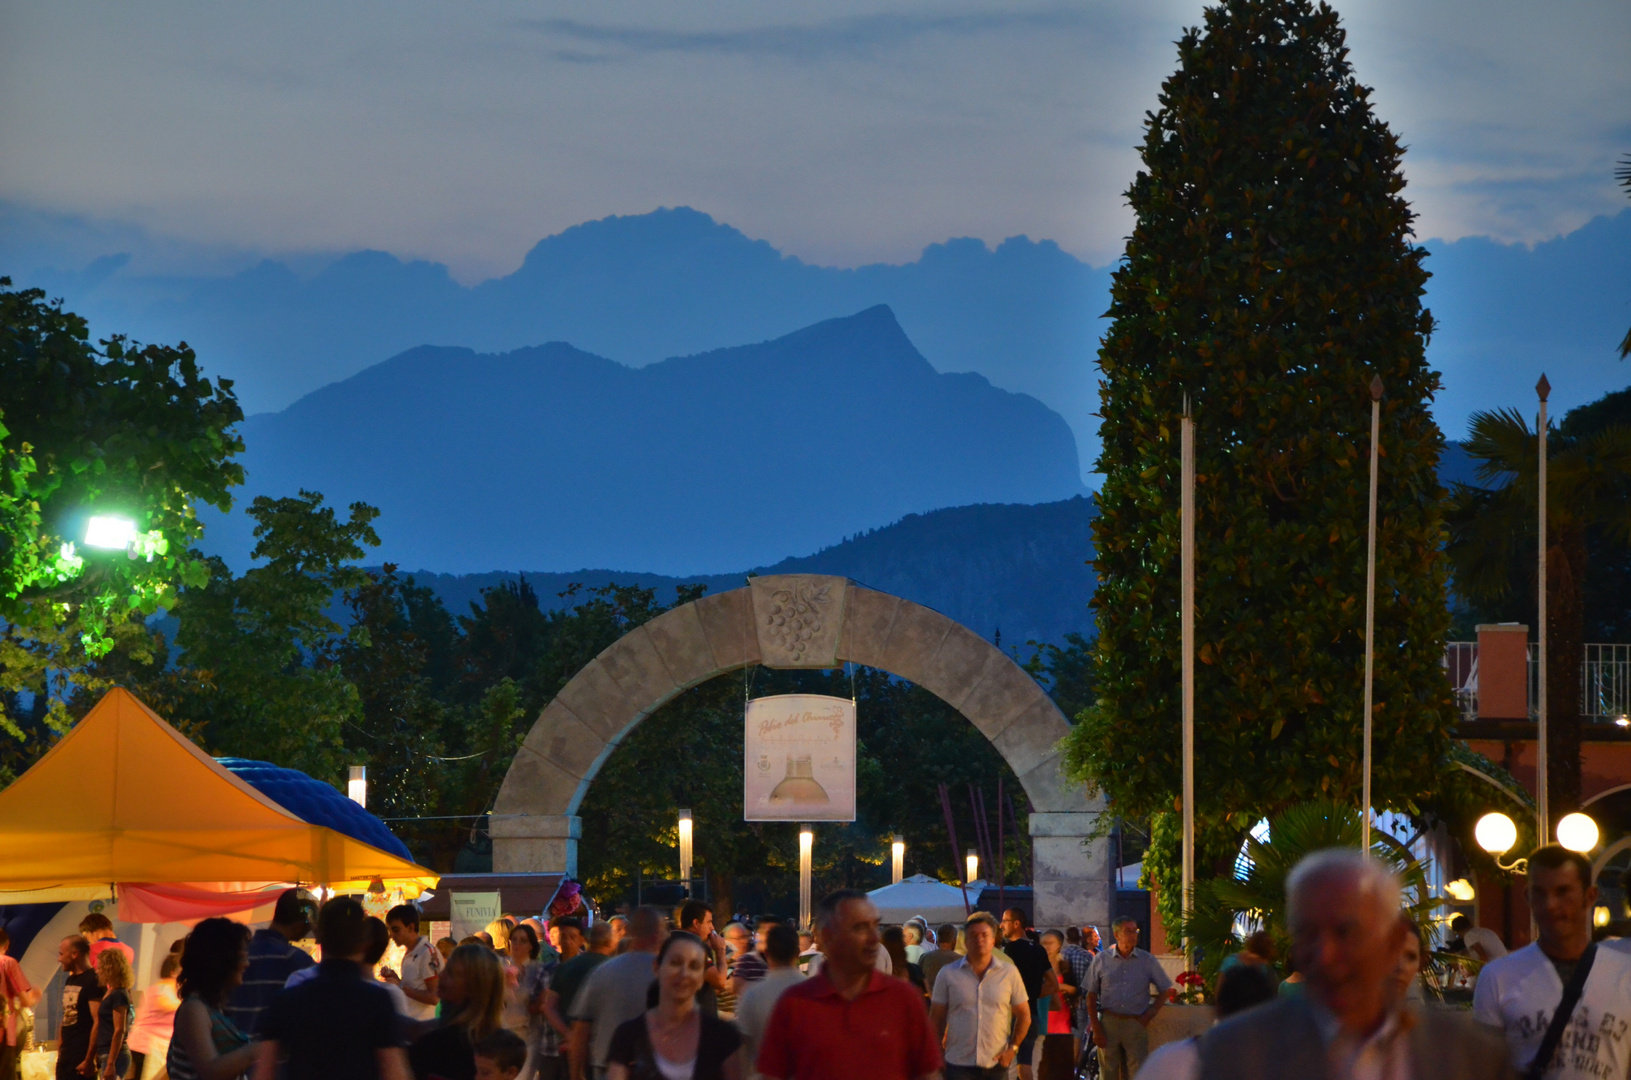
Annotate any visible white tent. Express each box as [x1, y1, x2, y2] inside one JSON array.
[[868, 874, 984, 925]]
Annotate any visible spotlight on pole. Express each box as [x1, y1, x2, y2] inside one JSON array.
[[678, 809, 694, 896], [891, 835, 905, 884], [347, 765, 367, 808], [798, 824, 814, 930], [84, 515, 137, 551]]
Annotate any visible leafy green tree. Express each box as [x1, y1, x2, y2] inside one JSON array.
[[1022, 632, 1096, 724], [331, 566, 454, 824], [1446, 408, 1631, 818], [161, 490, 380, 780], [0, 279, 243, 752], [1064, 0, 1455, 910]]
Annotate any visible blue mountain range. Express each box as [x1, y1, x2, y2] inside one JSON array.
[[209, 306, 1086, 574], [12, 202, 1625, 484]]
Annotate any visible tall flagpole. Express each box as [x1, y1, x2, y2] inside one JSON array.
[[1362, 377, 1383, 852], [1180, 398, 1195, 952], [1537, 374, 1550, 846]]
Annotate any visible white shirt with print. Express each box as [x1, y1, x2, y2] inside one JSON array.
[[1473, 940, 1631, 1079], [399, 939, 443, 1021]]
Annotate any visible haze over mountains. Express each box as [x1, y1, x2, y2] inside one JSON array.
[[406, 496, 1099, 650], [9, 202, 1630, 482], [211, 306, 1085, 574]]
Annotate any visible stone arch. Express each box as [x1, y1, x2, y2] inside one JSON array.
[[490, 575, 1109, 925]]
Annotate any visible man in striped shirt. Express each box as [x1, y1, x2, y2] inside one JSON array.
[[225, 889, 316, 1036]]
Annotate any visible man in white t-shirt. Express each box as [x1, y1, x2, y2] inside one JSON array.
[[1474, 844, 1631, 1079], [381, 904, 441, 1021]]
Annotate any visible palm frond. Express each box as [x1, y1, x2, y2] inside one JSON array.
[[1444, 481, 1532, 603], [1463, 408, 1539, 485], [1171, 800, 1441, 989]]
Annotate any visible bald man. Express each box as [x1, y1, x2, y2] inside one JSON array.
[[1196, 849, 1511, 1080]]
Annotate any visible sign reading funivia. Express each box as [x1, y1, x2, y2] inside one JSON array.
[[744, 694, 857, 822]]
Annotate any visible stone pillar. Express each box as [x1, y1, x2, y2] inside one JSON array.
[[1029, 811, 1113, 928], [1477, 623, 1530, 720], [489, 813, 581, 876]]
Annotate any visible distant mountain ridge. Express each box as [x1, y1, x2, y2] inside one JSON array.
[[392, 440, 1492, 651], [9, 202, 1630, 482], [404, 495, 1099, 649], [207, 306, 1086, 575], [18, 206, 1109, 474]]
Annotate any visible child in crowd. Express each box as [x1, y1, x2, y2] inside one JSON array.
[[473, 1029, 527, 1080]]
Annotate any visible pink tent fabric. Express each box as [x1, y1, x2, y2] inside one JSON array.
[[117, 882, 287, 923]]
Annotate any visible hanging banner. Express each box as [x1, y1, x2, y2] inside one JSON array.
[[450, 891, 501, 940], [744, 694, 856, 822]]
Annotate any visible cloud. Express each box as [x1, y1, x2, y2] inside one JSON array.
[[519, 9, 1095, 64], [1, 0, 1625, 279]]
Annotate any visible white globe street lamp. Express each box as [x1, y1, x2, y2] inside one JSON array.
[[1556, 812, 1600, 854], [1475, 812, 1519, 865]]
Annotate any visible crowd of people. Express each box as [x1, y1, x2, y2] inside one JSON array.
[[3, 841, 1628, 1080]]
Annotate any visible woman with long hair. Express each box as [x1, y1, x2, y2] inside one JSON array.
[[167, 919, 259, 1080], [410, 943, 506, 1080], [606, 932, 742, 1080], [503, 924, 550, 1080], [128, 953, 181, 1080], [81, 947, 134, 1080], [880, 927, 926, 1003]]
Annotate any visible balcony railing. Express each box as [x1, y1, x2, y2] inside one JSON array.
[[1445, 642, 1631, 726]]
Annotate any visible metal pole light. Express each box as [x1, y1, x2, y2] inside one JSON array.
[[1180, 402, 1196, 946], [965, 848, 980, 886], [891, 835, 905, 884], [798, 824, 814, 930], [678, 809, 694, 898], [1537, 375, 1550, 846], [347, 765, 368, 808], [1362, 376, 1383, 852]]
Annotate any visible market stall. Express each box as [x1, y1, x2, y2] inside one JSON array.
[[0, 688, 438, 989], [867, 874, 985, 925]]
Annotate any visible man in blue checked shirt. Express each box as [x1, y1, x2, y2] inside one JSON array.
[[1084, 917, 1170, 1080]]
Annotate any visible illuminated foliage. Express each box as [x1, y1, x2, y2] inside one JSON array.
[[0, 279, 243, 745]]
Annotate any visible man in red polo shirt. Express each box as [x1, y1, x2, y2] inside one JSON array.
[[757, 889, 943, 1080]]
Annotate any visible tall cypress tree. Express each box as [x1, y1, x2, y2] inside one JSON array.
[[1065, 0, 1454, 895]]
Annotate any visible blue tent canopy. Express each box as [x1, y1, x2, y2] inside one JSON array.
[[216, 758, 414, 862]]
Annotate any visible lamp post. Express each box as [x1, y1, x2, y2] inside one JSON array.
[[798, 824, 814, 930], [891, 835, 905, 884], [347, 765, 367, 808], [678, 809, 694, 898], [1180, 401, 1195, 949], [1362, 376, 1384, 852], [965, 848, 979, 886], [1537, 375, 1550, 846]]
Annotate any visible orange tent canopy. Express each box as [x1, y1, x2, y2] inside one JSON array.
[[0, 688, 438, 895]]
